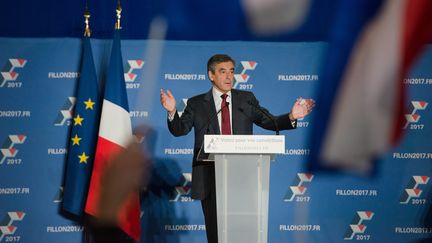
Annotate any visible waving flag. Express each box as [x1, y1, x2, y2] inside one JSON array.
[[309, 0, 432, 174], [85, 30, 141, 241], [62, 37, 101, 216]]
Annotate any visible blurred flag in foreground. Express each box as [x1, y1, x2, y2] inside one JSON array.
[[308, 0, 432, 174]]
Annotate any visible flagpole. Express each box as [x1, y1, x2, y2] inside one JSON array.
[[83, 5, 91, 243], [84, 4, 91, 38], [115, 0, 122, 30]]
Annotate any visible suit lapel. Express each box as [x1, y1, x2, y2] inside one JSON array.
[[231, 89, 240, 135], [203, 89, 220, 134]]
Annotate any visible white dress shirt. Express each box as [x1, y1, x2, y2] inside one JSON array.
[[212, 87, 232, 134]]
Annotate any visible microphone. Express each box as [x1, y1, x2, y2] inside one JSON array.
[[196, 101, 230, 162], [247, 100, 280, 135], [197, 101, 229, 135]]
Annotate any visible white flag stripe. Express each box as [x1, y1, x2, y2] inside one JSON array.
[[98, 99, 132, 148]]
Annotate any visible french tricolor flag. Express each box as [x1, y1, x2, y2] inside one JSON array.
[[309, 0, 432, 174], [85, 30, 141, 241]]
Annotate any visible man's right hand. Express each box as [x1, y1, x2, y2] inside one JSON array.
[[160, 89, 176, 116]]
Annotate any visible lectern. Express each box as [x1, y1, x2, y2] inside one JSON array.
[[204, 135, 285, 243]]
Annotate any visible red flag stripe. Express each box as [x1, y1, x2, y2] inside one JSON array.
[[85, 136, 140, 240]]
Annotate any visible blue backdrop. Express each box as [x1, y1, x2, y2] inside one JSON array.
[[0, 37, 431, 243]]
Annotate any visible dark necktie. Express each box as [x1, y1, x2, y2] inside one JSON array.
[[221, 94, 231, 135]]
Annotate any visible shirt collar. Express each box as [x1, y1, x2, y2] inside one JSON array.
[[212, 87, 231, 101]]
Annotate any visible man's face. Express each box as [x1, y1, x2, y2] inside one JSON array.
[[208, 61, 235, 93]]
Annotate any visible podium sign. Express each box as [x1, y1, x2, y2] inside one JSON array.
[[204, 135, 284, 154], [204, 135, 285, 243]]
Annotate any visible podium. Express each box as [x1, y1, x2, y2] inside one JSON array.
[[204, 135, 285, 243]]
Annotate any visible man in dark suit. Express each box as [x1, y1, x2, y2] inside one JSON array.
[[160, 54, 314, 243]]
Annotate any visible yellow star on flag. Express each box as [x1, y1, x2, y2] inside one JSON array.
[[73, 114, 84, 126], [78, 152, 89, 164], [84, 98, 95, 110], [71, 134, 82, 146]]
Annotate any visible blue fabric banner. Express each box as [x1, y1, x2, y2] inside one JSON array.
[[0, 38, 431, 243]]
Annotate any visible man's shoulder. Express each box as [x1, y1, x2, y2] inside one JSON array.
[[232, 89, 255, 99], [188, 91, 211, 103], [233, 89, 253, 95]]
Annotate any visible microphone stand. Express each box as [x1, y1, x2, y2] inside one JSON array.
[[196, 101, 230, 161], [247, 100, 280, 135]]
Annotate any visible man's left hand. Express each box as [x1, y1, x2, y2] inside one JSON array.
[[291, 97, 315, 119]]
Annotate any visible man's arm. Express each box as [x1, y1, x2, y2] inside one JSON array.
[[167, 103, 194, 137], [248, 94, 314, 131], [160, 89, 194, 137]]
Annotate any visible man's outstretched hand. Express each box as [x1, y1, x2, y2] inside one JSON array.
[[160, 89, 177, 116], [291, 97, 315, 120]]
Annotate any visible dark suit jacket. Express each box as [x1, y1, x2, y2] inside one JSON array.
[[168, 89, 296, 199]]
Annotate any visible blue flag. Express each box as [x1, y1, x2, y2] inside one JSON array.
[[62, 37, 101, 216]]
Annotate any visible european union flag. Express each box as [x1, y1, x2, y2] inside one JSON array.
[[62, 37, 101, 216]]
